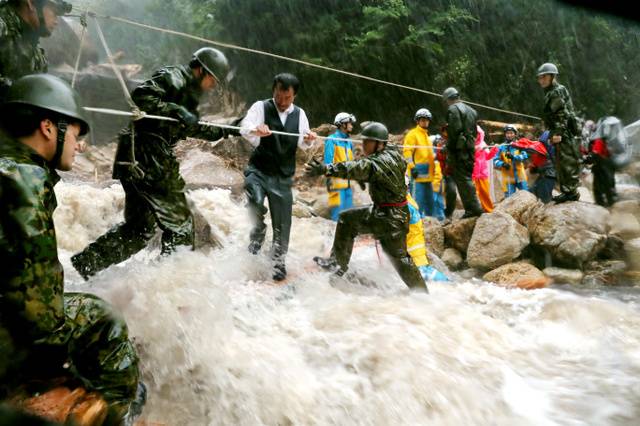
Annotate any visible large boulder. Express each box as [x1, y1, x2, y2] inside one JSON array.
[[582, 260, 628, 286], [423, 217, 445, 257], [543, 267, 584, 285], [527, 201, 610, 268], [609, 211, 640, 241], [493, 190, 542, 226], [179, 149, 244, 192], [483, 262, 549, 289], [467, 212, 530, 270], [443, 217, 478, 254]]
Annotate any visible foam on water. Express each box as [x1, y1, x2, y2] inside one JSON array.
[[53, 182, 640, 425]]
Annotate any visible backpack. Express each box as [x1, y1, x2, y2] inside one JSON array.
[[591, 116, 632, 170]]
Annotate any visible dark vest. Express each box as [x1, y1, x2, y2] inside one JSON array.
[[249, 99, 300, 177]]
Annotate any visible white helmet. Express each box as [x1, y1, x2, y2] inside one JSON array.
[[414, 108, 432, 121], [334, 112, 356, 127]]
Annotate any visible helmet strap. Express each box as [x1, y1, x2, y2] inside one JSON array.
[[51, 119, 67, 168]]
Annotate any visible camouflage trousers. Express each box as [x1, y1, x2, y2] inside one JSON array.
[[329, 205, 426, 290], [71, 180, 194, 279], [0, 293, 140, 419], [556, 135, 581, 195]]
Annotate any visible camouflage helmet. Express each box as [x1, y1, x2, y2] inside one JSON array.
[[442, 87, 460, 101], [192, 47, 231, 84], [503, 124, 518, 134], [537, 63, 558, 77], [361, 122, 389, 142], [414, 108, 432, 121], [4, 74, 90, 135]]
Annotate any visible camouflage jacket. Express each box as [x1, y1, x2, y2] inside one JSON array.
[[0, 132, 65, 345], [0, 3, 48, 96], [112, 64, 223, 182], [542, 81, 577, 138]]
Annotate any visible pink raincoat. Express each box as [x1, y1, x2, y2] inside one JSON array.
[[473, 126, 499, 180]]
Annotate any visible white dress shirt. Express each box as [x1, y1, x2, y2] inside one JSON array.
[[240, 99, 313, 150]]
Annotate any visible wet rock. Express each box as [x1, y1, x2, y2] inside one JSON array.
[[543, 267, 584, 285], [483, 262, 550, 289], [312, 123, 334, 136], [612, 200, 640, 222], [443, 217, 478, 254], [179, 149, 244, 192], [192, 205, 224, 251], [600, 235, 626, 260], [493, 190, 542, 226], [423, 217, 445, 257], [427, 252, 451, 278], [582, 260, 628, 286], [442, 248, 464, 271], [527, 201, 610, 268], [459, 268, 481, 280], [467, 212, 530, 270], [609, 211, 640, 240], [625, 238, 640, 270]]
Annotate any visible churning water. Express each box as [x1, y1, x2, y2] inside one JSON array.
[[53, 182, 640, 426]]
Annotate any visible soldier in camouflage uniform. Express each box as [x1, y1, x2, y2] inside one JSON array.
[[0, 0, 71, 99], [0, 74, 142, 424], [537, 62, 581, 203], [71, 47, 233, 280], [306, 122, 427, 291]]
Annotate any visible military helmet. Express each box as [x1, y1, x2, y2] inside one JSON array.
[[192, 47, 231, 84], [414, 108, 432, 121], [334, 112, 356, 127], [503, 124, 518, 134], [442, 87, 460, 101], [4, 74, 89, 135], [361, 122, 389, 142], [23, 0, 73, 15], [537, 62, 558, 77]]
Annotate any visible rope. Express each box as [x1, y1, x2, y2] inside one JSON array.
[[87, 12, 540, 122], [71, 11, 88, 89]]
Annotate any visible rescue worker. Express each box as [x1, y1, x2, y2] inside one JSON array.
[[442, 87, 484, 218], [406, 193, 449, 282], [537, 62, 581, 203], [404, 108, 435, 217], [305, 122, 427, 291], [523, 130, 556, 203], [586, 133, 618, 207], [0, 74, 142, 424], [0, 0, 71, 99], [71, 47, 233, 280], [240, 73, 317, 281], [324, 112, 356, 221], [494, 124, 528, 198]]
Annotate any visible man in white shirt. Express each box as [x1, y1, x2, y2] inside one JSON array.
[[240, 73, 317, 281]]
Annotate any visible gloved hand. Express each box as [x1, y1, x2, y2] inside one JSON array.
[[175, 107, 199, 128], [357, 180, 366, 191], [305, 157, 326, 177], [505, 152, 514, 160], [582, 153, 596, 165], [410, 167, 419, 179]]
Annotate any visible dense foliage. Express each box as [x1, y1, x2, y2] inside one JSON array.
[[81, 0, 640, 131]]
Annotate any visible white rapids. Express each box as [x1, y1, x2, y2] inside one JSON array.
[[53, 181, 640, 426]]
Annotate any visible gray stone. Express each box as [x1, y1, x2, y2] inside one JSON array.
[[543, 267, 584, 285], [442, 248, 464, 271], [423, 217, 445, 257], [467, 212, 530, 270], [493, 190, 542, 226], [443, 217, 478, 254]]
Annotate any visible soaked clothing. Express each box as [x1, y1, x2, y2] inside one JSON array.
[[432, 161, 445, 221], [0, 135, 139, 419], [446, 101, 483, 216], [324, 146, 425, 290], [542, 81, 580, 196], [72, 65, 223, 278], [0, 3, 47, 99], [590, 138, 617, 207], [324, 130, 354, 221], [404, 126, 435, 217]]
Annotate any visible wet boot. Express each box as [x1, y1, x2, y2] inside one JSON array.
[[552, 191, 580, 203], [272, 262, 287, 281], [313, 256, 344, 276], [248, 240, 261, 255]]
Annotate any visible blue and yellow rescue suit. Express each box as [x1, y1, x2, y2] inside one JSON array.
[[406, 195, 449, 282], [494, 143, 528, 197], [403, 126, 435, 217], [324, 130, 354, 221]]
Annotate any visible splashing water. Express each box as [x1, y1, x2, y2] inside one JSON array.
[[53, 182, 640, 425]]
